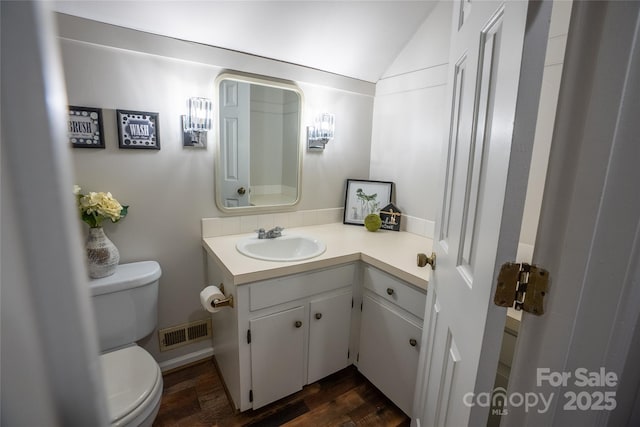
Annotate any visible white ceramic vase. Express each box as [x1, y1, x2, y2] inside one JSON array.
[[86, 227, 119, 279]]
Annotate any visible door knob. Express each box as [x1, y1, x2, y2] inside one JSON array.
[[237, 187, 246, 195], [417, 252, 436, 270], [315, 313, 322, 320], [294, 320, 302, 328]]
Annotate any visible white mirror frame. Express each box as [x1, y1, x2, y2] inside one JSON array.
[[214, 71, 304, 214]]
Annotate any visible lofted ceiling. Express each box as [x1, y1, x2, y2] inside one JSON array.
[[50, 1, 438, 83]]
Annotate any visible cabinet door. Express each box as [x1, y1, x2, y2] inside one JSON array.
[[358, 294, 422, 415], [250, 306, 305, 409], [308, 290, 353, 383]]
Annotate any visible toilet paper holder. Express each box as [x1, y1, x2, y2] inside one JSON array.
[[212, 283, 234, 309]]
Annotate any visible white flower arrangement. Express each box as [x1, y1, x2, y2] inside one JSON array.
[[74, 185, 128, 228]]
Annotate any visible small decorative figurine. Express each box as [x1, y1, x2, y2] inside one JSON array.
[[379, 203, 401, 231]]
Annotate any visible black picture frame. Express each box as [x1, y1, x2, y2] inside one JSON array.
[[343, 179, 393, 226], [68, 106, 105, 148], [117, 109, 160, 150]]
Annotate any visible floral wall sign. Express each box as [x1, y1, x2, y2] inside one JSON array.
[[117, 110, 160, 150], [68, 106, 105, 148], [343, 179, 393, 226]]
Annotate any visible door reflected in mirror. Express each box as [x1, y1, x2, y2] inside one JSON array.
[[215, 72, 303, 214]]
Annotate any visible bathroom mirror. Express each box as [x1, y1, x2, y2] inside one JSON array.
[[214, 71, 304, 214]]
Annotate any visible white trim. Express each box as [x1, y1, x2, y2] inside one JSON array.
[[375, 63, 448, 96], [402, 215, 436, 239], [55, 13, 375, 96], [201, 208, 344, 238], [158, 347, 215, 373]]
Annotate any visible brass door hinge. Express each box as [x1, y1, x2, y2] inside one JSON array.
[[494, 262, 549, 315]]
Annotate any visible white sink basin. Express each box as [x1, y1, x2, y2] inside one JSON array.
[[236, 234, 326, 262]]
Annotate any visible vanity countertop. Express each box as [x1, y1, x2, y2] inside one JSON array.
[[202, 223, 433, 289]]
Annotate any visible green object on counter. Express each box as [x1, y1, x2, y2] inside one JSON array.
[[364, 214, 382, 232]]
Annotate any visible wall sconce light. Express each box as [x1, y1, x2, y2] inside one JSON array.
[[307, 113, 335, 151], [182, 97, 212, 148]]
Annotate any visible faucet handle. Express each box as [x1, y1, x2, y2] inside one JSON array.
[[255, 228, 266, 238]]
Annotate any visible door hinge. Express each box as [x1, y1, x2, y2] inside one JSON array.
[[348, 349, 350, 359], [351, 298, 354, 308], [494, 262, 549, 315], [356, 353, 360, 362], [249, 389, 253, 402], [360, 302, 363, 312], [247, 329, 251, 344]]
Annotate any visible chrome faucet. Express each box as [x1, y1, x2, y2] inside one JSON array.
[[257, 226, 284, 239]]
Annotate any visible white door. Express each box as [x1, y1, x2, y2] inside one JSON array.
[[219, 80, 250, 207], [505, 2, 640, 425], [2, 2, 109, 424], [307, 290, 353, 384], [250, 306, 305, 409], [359, 293, 422, 415], [413, 1, 550, 426]]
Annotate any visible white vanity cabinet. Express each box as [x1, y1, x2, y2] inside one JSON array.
[[205, 246, 429, 415], [357, 265, 426, 415], [249, 289, 354, 409], [208, 261, 357, 411]]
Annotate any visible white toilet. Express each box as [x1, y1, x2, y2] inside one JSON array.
[[89, 261, 163, 427]]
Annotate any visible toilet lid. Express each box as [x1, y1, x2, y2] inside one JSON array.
[[100, 346, 161, 424]]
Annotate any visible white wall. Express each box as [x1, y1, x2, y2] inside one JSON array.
[[370, 0, 571, 247], [58, 14, 374, 364], [370, 1, 453, 237], [56, 0, 569, 369], [518, 0, 573, 249]]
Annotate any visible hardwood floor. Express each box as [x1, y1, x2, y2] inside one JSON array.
[[153, 358, 410, 427]]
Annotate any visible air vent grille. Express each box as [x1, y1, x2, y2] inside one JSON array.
[[187, 322, 209, 340], [164, 329, 187, 347], [159, 318, 212, 352]]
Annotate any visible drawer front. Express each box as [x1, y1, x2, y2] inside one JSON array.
[[249, 264, 356, 311], [363, 265, 426, 319]]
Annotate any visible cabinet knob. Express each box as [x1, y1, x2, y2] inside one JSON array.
[[386, 288, 395, 295], [409, 338, 417, 347], [237, 187, 246, 195], [315, 313, 322, 320], [294, 320, 302, 328]]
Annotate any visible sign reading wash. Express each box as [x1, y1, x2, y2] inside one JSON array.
[[117, 110, 160, 150]]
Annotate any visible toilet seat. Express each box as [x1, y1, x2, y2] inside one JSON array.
[[100, 346, 163, 426]]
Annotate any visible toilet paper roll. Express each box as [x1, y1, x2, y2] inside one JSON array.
[[200, 285, 225, 313]]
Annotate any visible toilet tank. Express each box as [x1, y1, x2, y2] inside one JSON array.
[[89, 261, 161, 352]]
